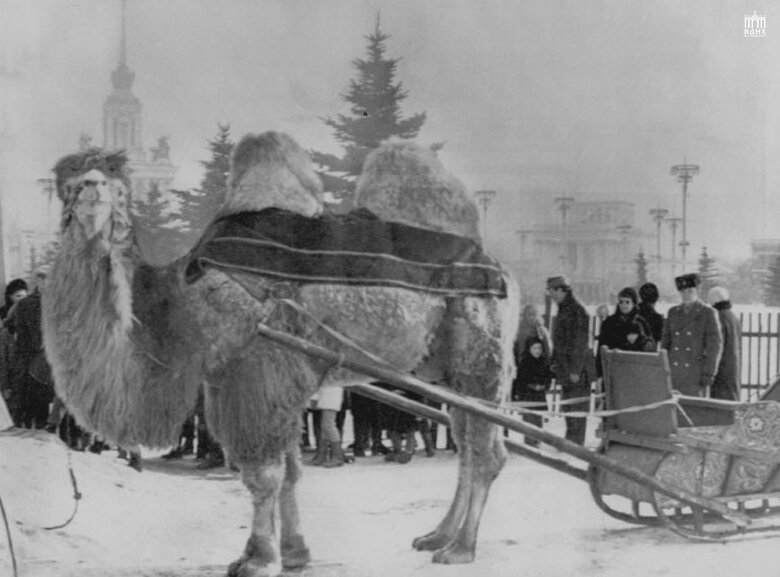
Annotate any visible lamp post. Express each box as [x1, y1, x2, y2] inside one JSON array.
[[670, 162, 699, 269], [475, 189, 496, 242], [553, 195, 575, 272], [616, 224, 633, 259], [649, 207, 669, 277], [515, 229, 533, 260], [666, 217, 682, 278], [36, 177, 58, 236]]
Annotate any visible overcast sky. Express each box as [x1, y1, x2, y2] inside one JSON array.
[[0, 0, 776, 261]]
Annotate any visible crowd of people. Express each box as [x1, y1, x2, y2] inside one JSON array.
[[509, 272, 741, 447], [0, 267, 743, 469], [0, 267, 143, 470]]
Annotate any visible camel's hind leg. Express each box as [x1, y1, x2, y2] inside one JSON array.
[[432, 410, 506, 564], [414, 291, 515, 564], [412, 408, 471, 551], [228, 457, 286, 577], [279, 445, 311, 569]]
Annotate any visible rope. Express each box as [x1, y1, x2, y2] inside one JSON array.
[[276, 297, 395, 369], [0, 490, 18, 577], [39, 419, 82, 531], [505, 392, 690, 421]]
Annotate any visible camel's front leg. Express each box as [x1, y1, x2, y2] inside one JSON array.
[[279, 445, 311, 570], [228, 458, 285, 577]]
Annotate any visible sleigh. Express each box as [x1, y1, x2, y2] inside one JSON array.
[[590, 348, 780, 539], [255, 323, 780, 541]]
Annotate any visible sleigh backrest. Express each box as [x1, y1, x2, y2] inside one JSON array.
[[600, 347, 678, 437]]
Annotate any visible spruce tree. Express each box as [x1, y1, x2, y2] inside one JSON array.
[[171, 124, 235, 245], [635, 250, 648, 287], [311, 17, 426, 207], [764, 255, 780, 306], [698, 246, 719, 296], [133, 182, 186, 265]]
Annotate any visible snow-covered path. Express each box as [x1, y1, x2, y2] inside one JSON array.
[[0, 428, 775, 577]]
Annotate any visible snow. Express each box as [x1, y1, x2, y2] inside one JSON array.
[[0, 426, 775, 577]]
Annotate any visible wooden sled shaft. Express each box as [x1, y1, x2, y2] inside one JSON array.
[[350, 382, 588, 482], [256, 323, 748, 527]]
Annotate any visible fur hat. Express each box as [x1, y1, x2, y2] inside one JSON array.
[[524, 335, 545, 352], [546, 275, 569, 290], [618, 287, 638, 305], [4, 278, 27, 300], [708, 286, 730, 305], [675, 273, 701, 291]]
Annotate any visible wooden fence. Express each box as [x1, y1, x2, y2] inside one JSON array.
[[739, 311, 780, 401]]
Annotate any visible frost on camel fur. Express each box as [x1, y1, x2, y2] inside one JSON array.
[[356, 141, 481, 242], [42, 131, 519, 577]]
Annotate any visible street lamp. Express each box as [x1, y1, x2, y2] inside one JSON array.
[[515, 229, 533, 260], [616, 224, 633, 259], [553, 195, 575, 272], [649, 207, 669, 276], [670, 162, 699, 269], [666, 217, 683, 277], [37, 177, 58, 233], [474, 189, 496, 242]]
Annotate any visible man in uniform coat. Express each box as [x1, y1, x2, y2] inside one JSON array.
[[547, 275, 593, 445], [661, 273, 723, 398], [707, 286, 741, 401]]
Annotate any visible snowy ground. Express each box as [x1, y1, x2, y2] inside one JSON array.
[[0, 424, 776, 577]]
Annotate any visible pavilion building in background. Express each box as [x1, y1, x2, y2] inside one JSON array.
[[750, 239, 780, 276], [509, 198, 654, 304]]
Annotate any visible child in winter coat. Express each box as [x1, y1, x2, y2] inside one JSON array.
[[511, 336, 554, 447], [623, 319, 656, 352]]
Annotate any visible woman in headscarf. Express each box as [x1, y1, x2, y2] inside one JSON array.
[[0, 278, 28, 323], [596, 287, 652, 375]]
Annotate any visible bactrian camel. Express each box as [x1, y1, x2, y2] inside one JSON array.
[[42, 132, 519, 577]]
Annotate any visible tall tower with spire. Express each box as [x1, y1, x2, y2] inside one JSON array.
[[101, 0, 176, 200], [103, 0, 143, 160]]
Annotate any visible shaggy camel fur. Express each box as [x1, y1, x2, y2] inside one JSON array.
[[42, 133, 519, 577]]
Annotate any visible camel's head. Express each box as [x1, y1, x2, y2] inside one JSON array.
[[53, 149, 132, 242]]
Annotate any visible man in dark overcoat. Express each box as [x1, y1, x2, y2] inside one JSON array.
[[707, 286, 741, 401], [547, 275, 592, 446], [661, 273, 723, 398]]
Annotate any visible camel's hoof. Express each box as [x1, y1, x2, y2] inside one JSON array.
[[412, 531, 451, 551], [227, 557, 282, 577], [281, 535, 311, 569], [431, 542, 475, 565]]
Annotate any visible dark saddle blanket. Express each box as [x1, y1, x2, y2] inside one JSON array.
[[185, 208, 507, 298]]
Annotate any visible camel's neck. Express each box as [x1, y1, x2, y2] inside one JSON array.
[[42, 227, 198, 448]]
